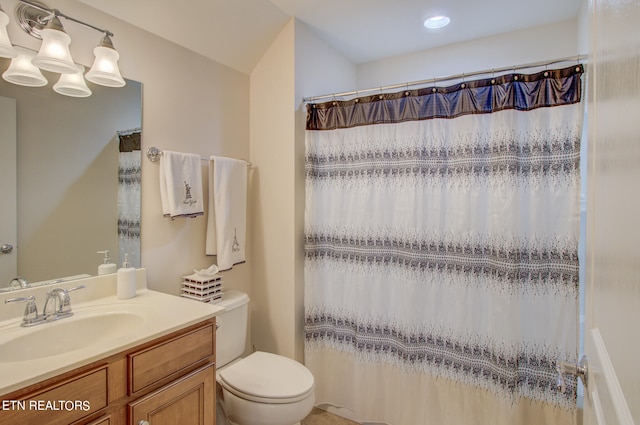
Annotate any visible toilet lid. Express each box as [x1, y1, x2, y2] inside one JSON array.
[[219, 351, 314, 402]]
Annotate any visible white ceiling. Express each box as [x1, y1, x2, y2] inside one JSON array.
[[78, 0, 583, 75]]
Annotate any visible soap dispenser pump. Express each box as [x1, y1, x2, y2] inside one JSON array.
[[117, 253, 137, 299], [97, 250, 117, 275]]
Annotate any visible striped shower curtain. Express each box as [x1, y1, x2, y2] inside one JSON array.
[[304, 65, 583, 425]]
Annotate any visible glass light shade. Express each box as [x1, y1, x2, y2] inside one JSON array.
[[31, 17, 77, 74], [2, 46, 47, 87], [53, 65, 91, 97], [0, 8, 16, 58], [86, 36, 125, 87]]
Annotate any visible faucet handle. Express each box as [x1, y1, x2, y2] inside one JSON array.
[[5, 295, 40, 326], [66, 285, 87, 293], [62, 285, 86, 314], [4, 295, 34, 303]]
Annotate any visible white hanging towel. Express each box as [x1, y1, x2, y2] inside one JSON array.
[[206, 156, 247, 270], [159, 151, 204, 219]]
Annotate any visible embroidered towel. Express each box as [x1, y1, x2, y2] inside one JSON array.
[[206, 156, 247, 270], [159, 151, 204, 218]]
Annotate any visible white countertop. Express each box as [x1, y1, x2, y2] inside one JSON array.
[[0, 270, 224, 396]]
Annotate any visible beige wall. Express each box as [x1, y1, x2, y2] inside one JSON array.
[[249, 19, 297, 358], [357, 19, 582, 90], [249, 19, 358, 361]]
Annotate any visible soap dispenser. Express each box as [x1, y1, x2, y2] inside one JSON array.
[[97, 250, 117, 275], [117, 253, 137, 299]]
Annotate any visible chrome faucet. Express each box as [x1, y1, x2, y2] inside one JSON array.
[[42, 285, 86, 320], [9, 277, 29, 289], [4, 285, 86, 327]]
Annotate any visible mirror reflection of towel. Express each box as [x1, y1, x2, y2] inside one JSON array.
[[206, 156, 247, 270], [159, 151, 204, 219]]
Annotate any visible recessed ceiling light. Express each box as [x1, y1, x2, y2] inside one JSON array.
[[424, 16, 450, 29]]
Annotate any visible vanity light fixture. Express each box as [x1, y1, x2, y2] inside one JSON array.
[[0, 0, 126, 97], [0, 4, 16, 58], [85, 34, 125, 87], [424, 15, 450, 29], [31, 14, 77, 74], [2, 45, 47, 86], [53, 64, 91, 97]]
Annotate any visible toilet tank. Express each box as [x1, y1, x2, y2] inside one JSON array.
[[215, 290, 250, 368]]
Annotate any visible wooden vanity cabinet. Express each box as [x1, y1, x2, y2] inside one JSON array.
[[0, 318, 216, 425]]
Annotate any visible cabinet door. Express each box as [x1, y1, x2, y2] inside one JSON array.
[[128, 363, 215, 425], [129, 323, 215, 395]]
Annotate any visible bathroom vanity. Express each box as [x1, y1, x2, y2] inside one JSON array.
[[0, 270, 223, 425]]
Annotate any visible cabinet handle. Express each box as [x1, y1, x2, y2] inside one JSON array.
[[138, 421, 150, 425]]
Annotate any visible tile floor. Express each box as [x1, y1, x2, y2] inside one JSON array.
[[302, 408, 360, 425]]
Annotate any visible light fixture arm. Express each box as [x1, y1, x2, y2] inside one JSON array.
[[52, 9, 113, 38], [18, 0, 114, 38]]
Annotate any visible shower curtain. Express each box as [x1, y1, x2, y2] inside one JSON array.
[[304, 65, 583, 425], [117, 129, 141, 268]]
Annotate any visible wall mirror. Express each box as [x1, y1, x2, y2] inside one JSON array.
[[0, 58, 142, 290]]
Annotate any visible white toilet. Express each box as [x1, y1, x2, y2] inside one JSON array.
[[215, 290, 315, 425]]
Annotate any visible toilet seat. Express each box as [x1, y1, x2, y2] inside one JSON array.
[[218, 351, 314, 404]]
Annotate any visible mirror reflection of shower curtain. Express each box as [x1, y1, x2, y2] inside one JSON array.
[[118, 129, 141, 268], [304, 65, 583, 425]]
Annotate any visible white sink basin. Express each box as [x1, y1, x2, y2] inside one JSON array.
[[0, 311, 145, 362]]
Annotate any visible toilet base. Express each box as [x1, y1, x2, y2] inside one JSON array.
[[217, 384, 313, 425], [217, 401, 305, 425]]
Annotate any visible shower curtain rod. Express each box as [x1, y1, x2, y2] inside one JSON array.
[[303, 54, 587, 103]]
